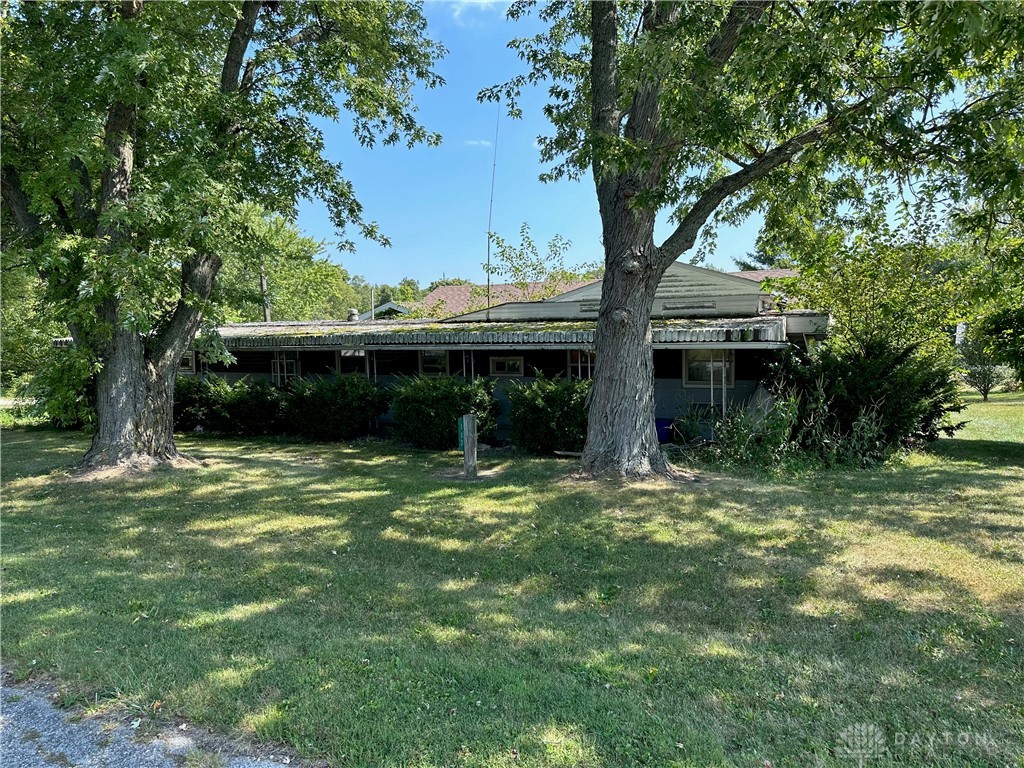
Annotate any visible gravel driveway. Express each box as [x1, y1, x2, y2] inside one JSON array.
[[1, 677, 309, 768]]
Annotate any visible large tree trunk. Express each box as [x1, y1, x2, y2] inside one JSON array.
[[84, 324, 180, 469], [581, 261, 669, 478], [580, 188, 672, 477]]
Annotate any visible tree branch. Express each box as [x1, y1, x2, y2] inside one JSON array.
[[590, 1, 622, 212], [151, 251, 222, 369], [69, 157, 96, 227], [1, 165, 42, 238], [221, 0, 263, 94], [705, 0, 771, 68], [658, 120, 832, 265]]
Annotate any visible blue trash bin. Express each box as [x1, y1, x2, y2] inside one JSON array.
[[655, 418, 673, 443]]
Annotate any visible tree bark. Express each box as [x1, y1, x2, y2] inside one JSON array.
[[84, 321, 181, 468], [581, 1, 672, 478], [580, 252, 669, 478]]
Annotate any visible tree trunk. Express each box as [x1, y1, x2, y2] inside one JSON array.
[[581, 205, 671, 477], [83, 324, 181, 469]]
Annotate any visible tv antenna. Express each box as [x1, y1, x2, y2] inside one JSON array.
[[485, 107, 500, 318]]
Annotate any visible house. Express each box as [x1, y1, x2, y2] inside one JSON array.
[[189, 262, 826, 429], [357, 301, 410, 321]]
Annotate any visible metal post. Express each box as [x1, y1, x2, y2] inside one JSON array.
[[461, 413, 478, 478], [721, 349, 726, 418]]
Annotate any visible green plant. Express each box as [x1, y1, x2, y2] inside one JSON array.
[[32, 346, 99, 432], [693, 394, 799, 468], [173, 376, 232, 433], [391, 376, 498, 449], [225, 379, 286, 437], [286, 376, 390, 441], [773, 340, 965, 466], [507, 375, 591, 454]]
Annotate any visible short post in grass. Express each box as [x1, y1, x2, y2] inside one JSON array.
[[459, 413, 477, 479]]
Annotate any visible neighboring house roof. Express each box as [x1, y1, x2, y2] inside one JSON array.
[[728, 269, 799, 282], [416, 280, 597, 317], [358, 301, 409, 321]]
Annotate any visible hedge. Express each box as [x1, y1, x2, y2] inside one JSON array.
[[390, 375, 498, 449], [507, 375, 591, 454]]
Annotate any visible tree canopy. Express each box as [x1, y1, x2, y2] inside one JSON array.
[[1, 0, 444, 466], [485, 0, 1024, 477]]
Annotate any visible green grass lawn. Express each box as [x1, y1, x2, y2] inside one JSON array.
[[2, 393, 1022, 767]]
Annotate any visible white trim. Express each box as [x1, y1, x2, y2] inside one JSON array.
[[568, 349, 596, 379]]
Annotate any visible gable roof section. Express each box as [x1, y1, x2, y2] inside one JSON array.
[[547, 262, 768, 304], [358, 301, 409, 321], [448, 262, 774, 321]]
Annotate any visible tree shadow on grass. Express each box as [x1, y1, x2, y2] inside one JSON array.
[[1, 430, 1021, 767]]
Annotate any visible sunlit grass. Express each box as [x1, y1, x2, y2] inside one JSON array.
[[1, 393, 1021, 767]]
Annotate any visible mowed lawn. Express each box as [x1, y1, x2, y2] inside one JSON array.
[[2, 394, 1022, 767]]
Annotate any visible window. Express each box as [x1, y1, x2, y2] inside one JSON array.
[[489, 356, 524, 377], [419, 350, 449, 376], [684, 349, 734, 387], [272, 351, 300, 386], [568, 349, 596, 379], [179, 352, 196, 374]]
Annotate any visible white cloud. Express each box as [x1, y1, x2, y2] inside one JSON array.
[[464, 139, 493, 147], [446, 0, 507, 26]]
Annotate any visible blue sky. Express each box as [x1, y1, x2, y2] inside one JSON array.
[[295, 1, 762, 287]]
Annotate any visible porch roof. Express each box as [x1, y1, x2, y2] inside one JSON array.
[[215, 316, 791, 350]]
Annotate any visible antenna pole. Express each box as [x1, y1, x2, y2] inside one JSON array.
[[485, 107, 500, 317]]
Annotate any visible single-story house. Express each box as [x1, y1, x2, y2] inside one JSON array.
[[182, 262, 824, 430]]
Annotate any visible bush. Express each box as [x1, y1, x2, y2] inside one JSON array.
[[173, 375, 232, 433], [32, 346, 99, 431], [391, 376, 498, 449], [706, 392, 799, 467], [227, 378, 286, 436], [286, 376, 390, 440], [507, 375, 591, 454], [773, 339, 964, 466]]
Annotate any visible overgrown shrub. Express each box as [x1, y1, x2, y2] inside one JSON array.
[[32, 346, 98, 431], [706, 393, 800, 467], [173, 375, 232, 432], [390, 376, 498, 449], [773, 339, 964, 466], [507, 375, 591, 454], [286, 376, 390, 440], [227, 378, 286, 436]]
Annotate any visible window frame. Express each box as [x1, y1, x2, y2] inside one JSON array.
[[568, 349, 596, 380], [272, 350, 301, 386], [489, 356, 525, 377], [683, 349, 735, 388], [419, 350, 449, 377]]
